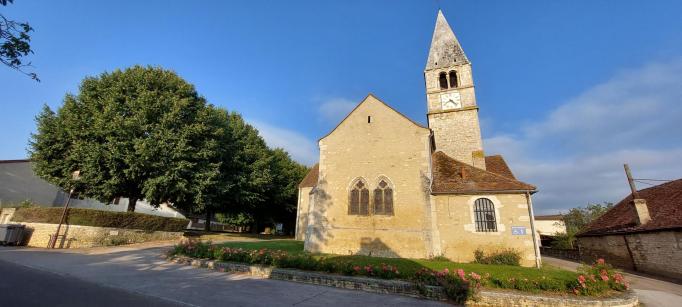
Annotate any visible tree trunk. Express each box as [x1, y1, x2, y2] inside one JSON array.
[[204, 210, 211, 232], [127, 198, 138, 212]]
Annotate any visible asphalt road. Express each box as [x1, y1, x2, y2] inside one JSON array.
[[0, 245, 445, 307], [0, 258, 181, 307]]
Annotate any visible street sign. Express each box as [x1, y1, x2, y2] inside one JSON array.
[[511, 226, 527, 235]]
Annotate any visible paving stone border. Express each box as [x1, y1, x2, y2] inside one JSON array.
[[166, 255, 639, 306]]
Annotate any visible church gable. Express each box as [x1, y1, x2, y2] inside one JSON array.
[[320, 94, 428, 143]]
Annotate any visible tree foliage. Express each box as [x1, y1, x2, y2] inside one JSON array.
[[1, 0, 38, 80], [30, 65, 308, 233], [552, 202, 613, 249], [30, 66, 225, 212]]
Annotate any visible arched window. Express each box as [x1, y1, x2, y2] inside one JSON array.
[[349, 179, 369, 215], [373, 178, 394, 215], [438, 72, 448, 90], [449, 71, 458, 88], [474, 198, 497, 232]]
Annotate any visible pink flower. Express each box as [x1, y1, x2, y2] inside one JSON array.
[[353, 266, 361, 271], [578, 275, 586, 283], [470, 272, 481, 280], [597, 258, 605, 265], [600, 274, 609, 281], [443, 268, 449, 274]]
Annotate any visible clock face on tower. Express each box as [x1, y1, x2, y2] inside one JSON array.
[[440, 92, 461, 110]]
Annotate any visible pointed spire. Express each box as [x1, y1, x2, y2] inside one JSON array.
[[425, 10, 469, 70]]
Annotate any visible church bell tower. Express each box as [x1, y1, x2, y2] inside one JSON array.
[[425, 10, 486, 169]]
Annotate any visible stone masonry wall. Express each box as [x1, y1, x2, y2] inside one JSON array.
[[18, 222, 183, 248], [433, 194, 538, 267], [295, 187, 312, 240], [306, 95, 434, 258], [578, 230, 682, 281]]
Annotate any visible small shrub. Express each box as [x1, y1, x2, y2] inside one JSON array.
[[431, 254, 451, 262], [411, 268, 481, 304], [473, 249, 521, 266]]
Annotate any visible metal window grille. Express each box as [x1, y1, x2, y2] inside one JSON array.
[[474, 198, 497, 232]]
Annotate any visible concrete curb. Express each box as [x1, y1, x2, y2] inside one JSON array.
[[166, 255, 639, 306]]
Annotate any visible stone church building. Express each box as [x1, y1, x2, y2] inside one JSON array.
[[295, 11, 541, 267]]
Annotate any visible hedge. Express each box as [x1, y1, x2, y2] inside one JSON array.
[[11, 207, 189, 232]]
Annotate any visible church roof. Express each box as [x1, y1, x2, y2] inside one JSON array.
[[298, 163, 319, 188], [425, 10, 469, 71], [578, 178, 682, 237], [431, 151, 536, 194], [484, 155, 517, 179]]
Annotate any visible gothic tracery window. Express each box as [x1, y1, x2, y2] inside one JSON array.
[[373, 178, 394, 215], [474, 198, 497, 232], [349, 179, 369, 215]]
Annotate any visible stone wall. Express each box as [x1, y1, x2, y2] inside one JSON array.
[[18, 222, 183, 248], [295, 186, 312, 240], [578, 230, 682, 281], [168, 255, 639, 307], [540, 247, 580, 261], [432, 194, 538, 267], [307, 95, 434, 259]]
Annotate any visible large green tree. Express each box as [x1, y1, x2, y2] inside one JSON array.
[[30, 65, 224, 212]]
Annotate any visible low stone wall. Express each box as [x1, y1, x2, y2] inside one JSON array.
[[19, 222, 183, 248], [540, 247, 580, 261], [578, 230, 682, 281], [167, 255, 638, 307]]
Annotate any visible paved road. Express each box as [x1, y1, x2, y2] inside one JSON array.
[[0, 246, 445, 307], [0, 258, 181, 306], [543, 256, 682, 307]]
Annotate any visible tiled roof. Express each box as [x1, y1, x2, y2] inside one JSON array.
[[431, 151, 536, 194], [578, 178, 682, 236], [484, 155, 516, 179], [298, 164, 319, 188], [535, 214, 564, 221]]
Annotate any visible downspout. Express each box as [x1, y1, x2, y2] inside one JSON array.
[[294, 188, 301, 240], [526, 191, 542, 268]]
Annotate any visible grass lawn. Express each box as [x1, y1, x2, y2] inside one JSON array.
[[217, 240, 578, 285]]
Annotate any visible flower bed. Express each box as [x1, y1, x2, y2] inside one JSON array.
[[170, 240, 630, 303]]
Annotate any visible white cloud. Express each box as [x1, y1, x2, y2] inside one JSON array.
[[317, 97, 357, 123], [248, 120, 319, 166], [485, 57, 682, 214]]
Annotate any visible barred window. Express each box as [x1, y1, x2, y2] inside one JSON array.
[[474, 198, 497, 232], [373, 178, 394, 215], [449, 70, 458, 88], [349, 179, 369, 215]]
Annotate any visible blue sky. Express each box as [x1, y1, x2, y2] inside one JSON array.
[[1, 1, 681, 213]]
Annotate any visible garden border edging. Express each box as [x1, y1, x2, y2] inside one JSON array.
[[165, 255, 639, 306]]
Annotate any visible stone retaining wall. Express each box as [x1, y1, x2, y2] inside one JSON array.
[[167, 255, 638, 307], [19, 222, 183, 248]]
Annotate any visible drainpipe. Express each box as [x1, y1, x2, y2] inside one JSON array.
[[526, 191, 542, 268]]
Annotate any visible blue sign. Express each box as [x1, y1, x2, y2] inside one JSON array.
[[511, 226, 527, 235]]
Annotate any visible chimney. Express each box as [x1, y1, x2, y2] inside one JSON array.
[[460, 166, 469, 180], [624, 164, 651, 225], [632, 198, 651, 225]]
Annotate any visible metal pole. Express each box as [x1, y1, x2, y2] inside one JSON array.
[[623, 164, 639, 199], [50, 189, 73, 249], [526, 191, 542, 269]]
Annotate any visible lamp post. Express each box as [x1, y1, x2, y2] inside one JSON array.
[[49, 170, 80, 249]]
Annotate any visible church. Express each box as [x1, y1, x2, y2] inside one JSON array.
[[295, 11, 541, 267]]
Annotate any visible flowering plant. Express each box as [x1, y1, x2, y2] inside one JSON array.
[[574, 258, 629, 296]]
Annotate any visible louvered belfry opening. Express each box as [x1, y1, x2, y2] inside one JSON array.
[[474, 198, 497, 232], [439, 72, 448, 89]]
